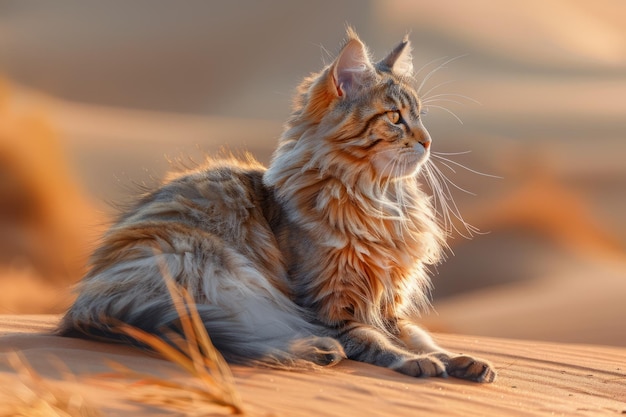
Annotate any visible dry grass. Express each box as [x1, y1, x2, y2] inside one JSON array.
[[106, 271, 244, 415], [0, 258, 243, 416], [0, 352, 101, 417]]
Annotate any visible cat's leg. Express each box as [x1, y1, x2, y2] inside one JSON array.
[[397, 319, 496, 383], [335, 321, 448, 378]]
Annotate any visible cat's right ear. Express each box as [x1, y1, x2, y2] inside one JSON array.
[[378, 34, 414, 77], [330, 36, 376, 98]]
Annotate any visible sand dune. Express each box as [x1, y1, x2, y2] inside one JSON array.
[[1, 315, 624, 416]]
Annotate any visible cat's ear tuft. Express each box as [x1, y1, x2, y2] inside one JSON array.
[[331, 32, 375, 98], [378, 34, 414, 77]]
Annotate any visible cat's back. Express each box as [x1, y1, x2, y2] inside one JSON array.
[[118, 156, 271, 234], [59, 155, 295, 340], [90, 156, 285, 278]]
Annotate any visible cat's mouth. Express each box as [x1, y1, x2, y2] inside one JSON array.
[[404, 143, 431, 172], [372, 143, 430, 179]]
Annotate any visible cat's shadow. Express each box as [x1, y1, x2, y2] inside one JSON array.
[[330, 359, 483, 386]]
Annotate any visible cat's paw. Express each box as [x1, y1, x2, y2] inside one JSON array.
[[292, 336, 345, 366], [392, 354, 447, 378], [438, 353, 497, 383]]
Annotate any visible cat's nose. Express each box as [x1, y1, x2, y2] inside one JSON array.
[[413, 122, 431, 150]]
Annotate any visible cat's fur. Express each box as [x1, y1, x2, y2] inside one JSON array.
[[58, 29, 496, 383]]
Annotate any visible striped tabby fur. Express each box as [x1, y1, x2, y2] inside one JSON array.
[[58, 29, 496, 383]]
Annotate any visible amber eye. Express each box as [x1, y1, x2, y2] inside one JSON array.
[[386, 110, 401, 124]]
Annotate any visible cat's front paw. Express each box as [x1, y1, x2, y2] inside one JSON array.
[[438, 353, 497, 383], [392, 354, 447, 378]]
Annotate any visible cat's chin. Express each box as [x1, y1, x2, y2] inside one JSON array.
[[372, 147, 429, 180], [390, 162, 427, 180]]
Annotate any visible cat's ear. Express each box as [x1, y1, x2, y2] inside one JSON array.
[[330, 31, 375, 98], [298, 30, 375, 121], [378, 34, 414, 77]]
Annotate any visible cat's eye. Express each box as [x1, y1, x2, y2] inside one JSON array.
[[387, 110, 401, 124]]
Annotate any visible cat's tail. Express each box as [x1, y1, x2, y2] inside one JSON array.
[[57, 286, 345, 368]]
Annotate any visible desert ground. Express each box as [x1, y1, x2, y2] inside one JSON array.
[[1, 315, 625, 416], [0, 1, 625, 415]]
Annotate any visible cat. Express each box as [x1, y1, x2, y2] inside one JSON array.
[[58, 28, 496, 383]]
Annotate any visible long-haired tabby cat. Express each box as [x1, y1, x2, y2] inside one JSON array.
[[59, 29, 496, 383]]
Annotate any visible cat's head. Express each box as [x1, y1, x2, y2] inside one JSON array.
[[280, 28, 431, 184]]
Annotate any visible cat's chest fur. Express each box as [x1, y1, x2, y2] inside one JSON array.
[[268, 175, 440, 327]]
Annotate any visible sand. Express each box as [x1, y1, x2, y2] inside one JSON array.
[[1, 315, 624, 416]]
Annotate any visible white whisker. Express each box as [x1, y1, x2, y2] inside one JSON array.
[[420, 80, 458, 101], [425, 105, 464, 125], [432, 150, 472, 156], [422, 93, 481, 105], [429, 164, 457, 203], [431, 154, 503, 179], [429, 161, 476, 196], [413, 56, 450, 81], [422, 98, 467, 107], [417, 54, 468, 95], [423, 164, 453, 235], [422, 160, 481, 239]]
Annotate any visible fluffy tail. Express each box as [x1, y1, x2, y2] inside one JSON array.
[[58, 287, 345, 367]]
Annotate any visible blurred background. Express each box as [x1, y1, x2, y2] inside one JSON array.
[[1, 1, 624, 346]]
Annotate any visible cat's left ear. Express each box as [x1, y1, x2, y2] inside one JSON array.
[[378, 34, 414, 77], [331, 33, 376, 98]]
